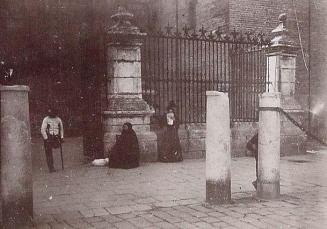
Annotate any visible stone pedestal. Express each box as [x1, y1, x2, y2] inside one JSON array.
[[267, 14, 306, 156], [205, 91, 231, 204], [103, 7, 157, 161], [1, 85, 33, 228], [257, 92, 281, 199]]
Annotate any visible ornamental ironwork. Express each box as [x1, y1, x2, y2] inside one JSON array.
[[141, 24, 270, 123]]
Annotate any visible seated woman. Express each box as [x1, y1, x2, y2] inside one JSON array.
[[158, 101, 183, 162], [109, 122, 140, 169]]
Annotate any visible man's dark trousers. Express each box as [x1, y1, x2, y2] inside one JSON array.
[[44, 140, 54, 171]]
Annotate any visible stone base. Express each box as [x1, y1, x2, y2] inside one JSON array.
[[103, 97, 158, 162], [206, 180, 231, 204], [256, 181, 280, 200]]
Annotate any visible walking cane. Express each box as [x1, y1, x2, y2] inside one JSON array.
[[59, 141, 64, 170], [58, 123, 64, 170]]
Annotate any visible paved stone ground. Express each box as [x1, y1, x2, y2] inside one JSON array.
[[16, 139, 327, 228]]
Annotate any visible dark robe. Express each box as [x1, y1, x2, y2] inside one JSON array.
[[109, 126, 140, 169], [158, 112, 183, 162], [247, 133, 258, 179]]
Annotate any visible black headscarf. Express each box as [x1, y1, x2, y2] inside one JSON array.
[[122, 122, 133, 134], [118, 122, 139, 155]]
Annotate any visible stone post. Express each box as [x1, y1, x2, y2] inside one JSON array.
[[206, 91, 231, 204], [257, 92, 281, 199], [1, 85, 33, 228], [103, 7, 157, 161], [266, 13, 306, 155]]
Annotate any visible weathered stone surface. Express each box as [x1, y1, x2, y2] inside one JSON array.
[[188, 127, 206, 139], [280, 69, 296, 82], [114, 77, 141, 95], [107, 46, 141, 61], [1, 85, 33, 228], [109, 62, 141, 79], [103, 123, 150, 133], [138, 132, 158, 162], [257, 92, 281, 200], [106, 97, 152, 112], [188, 138, 205, 152], [206, 91, 231, 204], [280, 56, 296, 68], [103, 116, 151, 126]]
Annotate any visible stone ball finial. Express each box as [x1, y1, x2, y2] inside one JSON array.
[[270, 13, 297, 53], [105, 6, 146, 46], [111, 6, 134, 23]]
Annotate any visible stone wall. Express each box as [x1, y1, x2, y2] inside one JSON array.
[[151, 122, 259, 160]]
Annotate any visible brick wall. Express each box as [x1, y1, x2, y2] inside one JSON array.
[[157, 0, 191, 31], [156, 0, 229, 33], [195, 0, 229, 32], [228, 0, 310, 110]]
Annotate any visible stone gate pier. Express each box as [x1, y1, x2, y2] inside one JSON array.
[[103, 7, 157, 161], [267, 13, 306, 155]]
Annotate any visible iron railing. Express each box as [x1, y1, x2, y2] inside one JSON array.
[[141, 26, 270, 123]]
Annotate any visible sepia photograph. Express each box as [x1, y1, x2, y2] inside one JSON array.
[[1, 0, 327, 228]]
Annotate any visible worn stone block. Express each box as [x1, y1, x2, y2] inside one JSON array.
[[107, 47, 141, 61], [105, 97, 152, 112], [104, 124, 150, 136], [280, 56, 296, 68], [189, 138, 205, 151], [280, 82, 295, 97], [103, 116, 150, 126], [109, 62, 141, 78], [114, 78, 135, 94], [188, 127, 206, 139]]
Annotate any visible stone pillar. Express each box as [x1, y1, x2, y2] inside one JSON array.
[[103, 7, 157, 161], [266, 14, 306, 156], [257, 92, 281, 199], [206, 91, 231, 204], [1, 86, 33, 228]]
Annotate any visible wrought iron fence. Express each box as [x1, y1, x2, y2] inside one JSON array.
[[141, 26, 270, 124]]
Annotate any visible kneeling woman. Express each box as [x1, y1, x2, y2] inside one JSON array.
[[109, 123, 140, 169]]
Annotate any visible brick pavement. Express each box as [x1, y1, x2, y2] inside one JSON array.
[[13, 139, 327, 228]]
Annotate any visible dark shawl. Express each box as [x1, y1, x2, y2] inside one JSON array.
[[246, 133, 258, 157], [109, 123, 140, 169]]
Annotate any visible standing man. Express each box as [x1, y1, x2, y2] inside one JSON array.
[[41, 108, 64, 172]]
